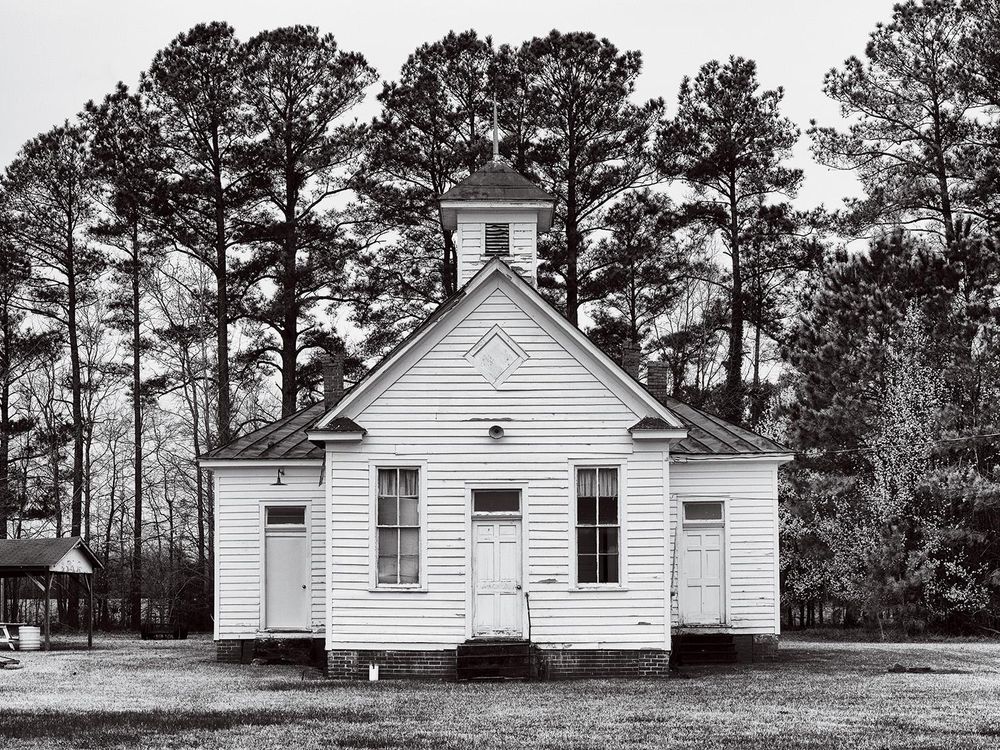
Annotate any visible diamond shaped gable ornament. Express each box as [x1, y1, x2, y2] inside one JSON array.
[[465, 325, 528, 387]]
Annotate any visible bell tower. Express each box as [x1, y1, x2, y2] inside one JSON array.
[[438, 107, 556, 288]]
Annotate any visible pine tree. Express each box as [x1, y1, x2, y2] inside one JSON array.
[[586, 190, 693, 355], [810, 0, 977, 244], [141, 22, 251, 447], [519, 31, 664, 325], [356, 30, 493, 347], [85, 82, 167, 630], [238, 26, 376, 416], [657, 56, 801, 423], [3, 122, 104, 624]]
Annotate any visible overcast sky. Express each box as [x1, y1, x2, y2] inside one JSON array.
[[0, 0, 898, 210]]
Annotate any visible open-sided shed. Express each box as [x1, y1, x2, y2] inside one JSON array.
[[0, 537, 103, 650]]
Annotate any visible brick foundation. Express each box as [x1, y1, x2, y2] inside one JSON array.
[[532, 648, 670, 679], [327, 649, 457, 680], [216, 639, 243, 663], [752, 634, 779, 662], [326, 647, 670, 680]]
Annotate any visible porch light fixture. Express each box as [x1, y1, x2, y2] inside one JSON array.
[[271, 468, 286, 486]]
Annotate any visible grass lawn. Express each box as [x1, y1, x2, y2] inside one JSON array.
[[1, 635, 999, 749]]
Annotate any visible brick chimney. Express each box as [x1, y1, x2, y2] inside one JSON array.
[[323, 353, 345, 409], [621, 343, 641, 380], [647, 360, 670, 403]]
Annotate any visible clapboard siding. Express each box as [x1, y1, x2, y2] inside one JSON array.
[[327, 287, 670, 650], [457, 214, 537, 286], [213, 465, 325, 639], [669, 460, 779, 634]]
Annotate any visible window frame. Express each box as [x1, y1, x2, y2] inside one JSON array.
[[369, 461, 428, 592], [569, 459, 628, 590]]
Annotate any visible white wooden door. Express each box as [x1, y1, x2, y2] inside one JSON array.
[[473, 520, 522, 636], [264, 530, 309, 629], [680, 528, 725, 625]]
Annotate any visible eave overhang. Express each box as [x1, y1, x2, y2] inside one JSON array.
[[630, 429, 690, 442], [439, 199, 555, 233]]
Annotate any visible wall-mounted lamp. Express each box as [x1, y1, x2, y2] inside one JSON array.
[[488, 425, 505, 440], [271, 468, 286, 486]]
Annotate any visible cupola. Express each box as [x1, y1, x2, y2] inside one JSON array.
[[439, 130, 556, 287]]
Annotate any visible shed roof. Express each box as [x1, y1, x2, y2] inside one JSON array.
[[201, 401, 328, 461], [0, 536, 103, 573], [656, 395, 787, 455]]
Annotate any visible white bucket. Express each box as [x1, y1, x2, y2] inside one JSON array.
[[18, 626, 41, 651]]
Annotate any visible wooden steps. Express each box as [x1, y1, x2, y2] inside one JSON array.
[[456, 639, 533, 680], [673, 634, 738, 666]]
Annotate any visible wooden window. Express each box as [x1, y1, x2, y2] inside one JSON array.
[[472, 489, 520, 514], [376, 468, 420, 585], [265, 506, 305, 526], [684, 501, 723, 523], [484, 223, 510, 255], [575, 467, 619, 584]]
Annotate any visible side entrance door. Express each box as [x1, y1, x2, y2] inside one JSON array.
[[679, 501, 726, 625], [264, 505, 310, 630], [472, 519, 523, 637]]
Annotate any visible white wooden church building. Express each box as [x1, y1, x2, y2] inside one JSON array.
[[201, 155, 792, 679]]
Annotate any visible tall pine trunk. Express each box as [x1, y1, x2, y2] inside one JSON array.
[[129, 226, 143, 630], [565, 151, 580, 326], [279, 142, 299, 418], [66, 222, 83, 628], [0, 299, 10, 541], [212, 131, 232, 447], [723, 184, 744, 424]]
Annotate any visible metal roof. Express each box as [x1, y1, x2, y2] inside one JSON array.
[[656, 395, 788, 455], [0, 536, 103, 573], [202, 402, 327, 461]]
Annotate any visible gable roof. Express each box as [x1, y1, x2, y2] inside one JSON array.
[[313, 258, 686, 433], [202, 259, 789, 462], [0, 536, 103, 573]]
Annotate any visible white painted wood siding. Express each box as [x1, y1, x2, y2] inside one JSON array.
[[456, 212, 537, 286], [669, 460, 780, 634], [213, 465, 326, 639], [327, 288, 670, 650]]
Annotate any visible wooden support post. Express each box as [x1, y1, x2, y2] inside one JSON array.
[[87, 574, 93, 649], [44, 573, 52, 651]]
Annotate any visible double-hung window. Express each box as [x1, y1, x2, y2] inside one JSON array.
[[576, 467, 620, 584], [376, 467, 420, 586]]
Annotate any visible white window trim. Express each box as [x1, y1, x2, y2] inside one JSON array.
[[568, 458, 628, 591], [368, 460, 428, 592], [675, 495, 731, 627], [258, 500, 312, 632]]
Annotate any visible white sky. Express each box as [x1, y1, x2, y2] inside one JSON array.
[[0, 0, 897, 210]]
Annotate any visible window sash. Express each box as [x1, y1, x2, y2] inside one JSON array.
[[376, 467, 420, 586], [575, 466, 620, 585]]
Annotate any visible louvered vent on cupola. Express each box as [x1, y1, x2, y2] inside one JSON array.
[[484, 223, 511, 255]]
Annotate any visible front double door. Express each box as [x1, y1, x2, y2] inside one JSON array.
[[472, 520, 523, 637]]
